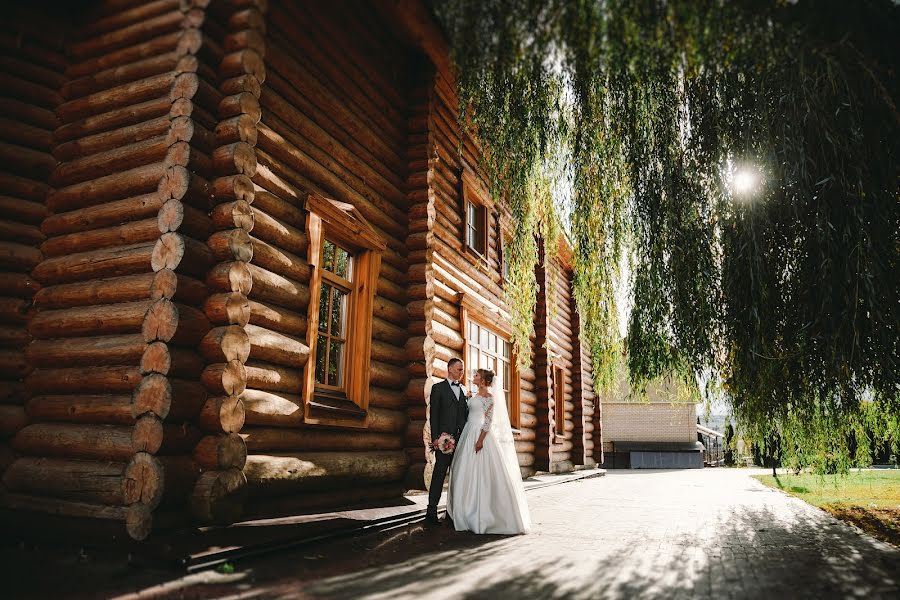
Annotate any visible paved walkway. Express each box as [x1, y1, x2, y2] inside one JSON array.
[[12, 469, 898, 599], [293, 469, 900, 600]]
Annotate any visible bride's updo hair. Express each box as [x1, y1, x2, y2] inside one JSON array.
[[476, 368, 495, 385]]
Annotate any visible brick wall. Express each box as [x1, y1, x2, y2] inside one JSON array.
[[600, 402, 698, 452], [599, 375, 698, 453]]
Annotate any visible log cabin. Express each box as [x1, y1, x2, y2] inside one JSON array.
[[0, 0, 602, 540]]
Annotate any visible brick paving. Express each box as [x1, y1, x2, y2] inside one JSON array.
[[8, 468, 899, 599], [296, 469, 900, 600]]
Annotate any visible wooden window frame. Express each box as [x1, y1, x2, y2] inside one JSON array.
[[461, 169, 491, 266], [304, 194, 385, 428], [553, 364, 566, 443], [458, 293, 521, 431]]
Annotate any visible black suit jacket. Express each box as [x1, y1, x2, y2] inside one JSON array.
[[429, 379, 468, 446]]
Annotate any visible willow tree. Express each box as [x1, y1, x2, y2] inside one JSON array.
[[432, 0, 899, 471]]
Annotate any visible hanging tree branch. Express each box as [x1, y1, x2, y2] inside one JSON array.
[[432, 0, 900, 471]]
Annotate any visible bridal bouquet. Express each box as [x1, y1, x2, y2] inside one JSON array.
[[434, 432, 455, 455]]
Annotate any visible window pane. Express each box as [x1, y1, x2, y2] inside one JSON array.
[[474, 205, 486, 254], [469, 322, 478, 342], [318, 283, 331, 332], [503, 340, 510, 359], [480, 327, 488, 348], [489, 333, 497, 352], [323, 240, 336, 273], [329, 341, 344, 386], [315, 335, 328, 383], [331, 288, 346, 337], [469, 347, 477, 369], [335, 247, 351, 279]]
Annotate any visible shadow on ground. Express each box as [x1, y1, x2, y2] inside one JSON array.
[[2, 478, 899, 599], [291, 504, 900, 599]]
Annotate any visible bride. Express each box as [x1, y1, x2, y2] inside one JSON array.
[[447, 368, 531, 534]]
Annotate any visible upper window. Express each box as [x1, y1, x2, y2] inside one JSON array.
[[304, 195, 385, 428], [466, 199, 487, 255], [466, 319, 519, 429], [462, 172, 490, 261], [553, 365, 565, 440]]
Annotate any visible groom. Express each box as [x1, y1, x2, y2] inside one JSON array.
[[425, 357, 470, 524]]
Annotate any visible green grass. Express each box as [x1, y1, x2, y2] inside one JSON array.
[[754, 470, 900, 547]]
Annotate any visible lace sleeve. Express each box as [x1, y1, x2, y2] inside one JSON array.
[[481, 396, 494, 432]]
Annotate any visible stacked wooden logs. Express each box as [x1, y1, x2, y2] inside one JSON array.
[[570, 294, 599, 467], [569, 281, 591, 467], [403, 76, 437, 489], [422, 74, 540, 476], [188, 0, 267, 525], [532, 242, 554, 473], [3, 0, 220, 540], [546, 255, 577, 473], [0, 16, 62, 481], [239, 1, 409, 507]]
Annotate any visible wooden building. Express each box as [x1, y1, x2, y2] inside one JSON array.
[[0, 0, 601, 540]]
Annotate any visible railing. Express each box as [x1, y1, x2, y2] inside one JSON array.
[[704, 447, 724, 466]]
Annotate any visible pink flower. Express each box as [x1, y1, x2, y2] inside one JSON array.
[[435, 433, 456, 455]]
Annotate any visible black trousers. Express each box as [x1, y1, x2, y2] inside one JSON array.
[[427, 450, 453, 515]]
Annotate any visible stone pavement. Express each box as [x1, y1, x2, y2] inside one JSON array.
[[9, 468, 900, 599], [283, 469, 900, 600]]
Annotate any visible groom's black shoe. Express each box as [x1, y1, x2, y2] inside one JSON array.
[[424, 511, 440, 525]]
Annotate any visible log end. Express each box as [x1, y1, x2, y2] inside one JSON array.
[[142, 299, 180, 343], [190, 468, 247, 524], [132, 372, 173, 419], [132, 415, 164, 454], [199, 395, 245, 434], [125, 503, 154, 540], [123, 452, 164, 508]]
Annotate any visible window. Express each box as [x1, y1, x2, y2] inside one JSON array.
[[314, 240, 352, 388], [462, 172, 489, 260], [553, 365, 565, 441], [463, 315, 520, 429], [465, 200, 487, 255], [304, 194, 385, 427]]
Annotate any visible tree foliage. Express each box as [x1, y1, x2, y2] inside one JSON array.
[[432, 0, 900, 471]]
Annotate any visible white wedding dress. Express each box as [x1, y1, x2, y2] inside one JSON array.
[[447, 386, 531, 534]]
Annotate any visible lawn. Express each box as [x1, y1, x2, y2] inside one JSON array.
[[754, 470, 900, 547]]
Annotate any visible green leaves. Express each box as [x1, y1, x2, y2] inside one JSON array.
[[433, 0, 899, 469]]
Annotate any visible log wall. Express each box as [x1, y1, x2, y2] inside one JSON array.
[[1, 0, 221, 541], [547, 255, 576, 473], [570, 284, 600, 466], [0, 0, 601, 537], [406, 69, 540, 481], [402, 73, 437, 488], [0, 7, 62, 487], [189, 0, 265, 526], [238, 0, 412, 512]]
